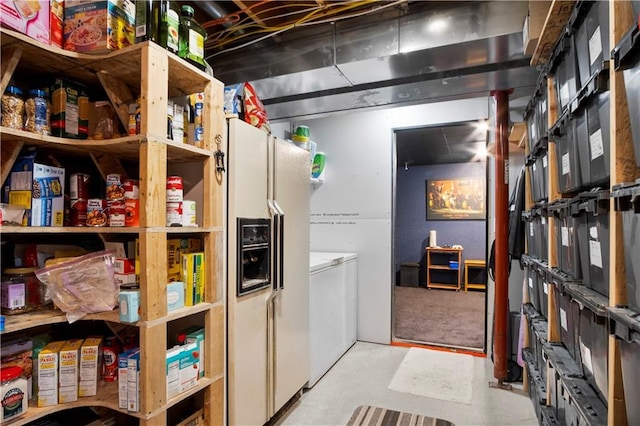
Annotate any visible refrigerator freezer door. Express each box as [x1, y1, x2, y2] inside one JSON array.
[[272, 137, 311, 414], [227, 118, 271, 426]]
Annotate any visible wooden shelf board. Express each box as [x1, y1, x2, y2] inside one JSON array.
[[427, 283, 460, 290], [0, 28, 215, 98], [145, 302, 221, 327], [0, 226, 221, 234], [0, 127, 213, 162], [428, 265, 457, 270], [530, 0, 576, 66], [147, 375, 222, 419]]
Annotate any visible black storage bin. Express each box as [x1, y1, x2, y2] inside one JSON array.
[[549, 200, 582, 278], [524, 256, 541, 312], [523, 210, 537, 259], [532, 205, 549, 262], [576, 191, 610, 298], [554, 284, 581, 364], [524, 349, 547, 424], [529, 146, 548, 203], [537, 265, 549, 319], [578, 308, 608, 405], [575, 197, 592, 288], [526, 97, 540, 153], [552, 115, 584, 194], [573, 91, 611, 188], [574, 104, 592, 189], [572, 1, 610, 89], [537, 73, 549, 141], [526, 157, 540, 204], [613, 24, 640, 168], [619, 338, 640, 425], [612, 180, 640, 313], [531, 319, 548, 375], [400, 262, 420, 287], [567, 199, 584, 280], [560, 376, 608, 426], [546, 344, 584, 424], [551, 28, 580, 114]]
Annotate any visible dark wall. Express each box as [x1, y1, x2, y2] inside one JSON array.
[[395, 162, 487, 285]]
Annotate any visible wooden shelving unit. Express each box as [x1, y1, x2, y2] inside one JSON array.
[[0, 28, 225, 425], [426, 247, 462, 290], [522, 1, 640, 425]]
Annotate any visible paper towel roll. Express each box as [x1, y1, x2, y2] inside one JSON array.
[[429, 230, 437, 247]]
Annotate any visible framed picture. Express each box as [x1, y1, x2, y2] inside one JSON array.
[[425, 177, 485, 220]]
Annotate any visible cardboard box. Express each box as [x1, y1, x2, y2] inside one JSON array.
[[179, 342, 199, 393], [135, 238, 202, 282], [50, 78, 89, 139], [5, 147, 65, 226], [59, 339, 83, 403], [167, 281, 185, 312], [126, 349, 140, 412], [523, 1, 551, 56], [166, 346, 183, 399], [181, 252, 204, 306], [79, 337, 102, 397], [115, 258, 135, 274], [1, 338, 34, 399], [115, 272, 137, 287], [38, 341, 65, 407], [50, 0, 63, 47], [184, 327, 205, 379], [0, 0, 50, 45], [64, 0, 135, 53], [118, 289, 140, 323], [117, 349, 134, 409]]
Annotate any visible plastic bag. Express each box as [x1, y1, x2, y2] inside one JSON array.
[[35, 250, 118, 323]]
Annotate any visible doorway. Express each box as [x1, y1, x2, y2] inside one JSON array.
[[392, 120, 489, 352]]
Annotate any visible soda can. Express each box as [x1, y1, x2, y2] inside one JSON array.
[[108, 200, 126, 227], [166, 176, 183, 202], [69, 173, 90, 200], [166, 202, 182, 226]]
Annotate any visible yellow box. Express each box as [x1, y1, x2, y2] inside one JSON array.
[[38, 341, 65, 407], [79, 337, 102, 397], [59, 339, 83, 403], [136, 238, 202, 282], [181, 252, 205, 306]]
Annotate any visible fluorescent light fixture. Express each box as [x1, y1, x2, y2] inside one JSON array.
[[427, 18, 448, 33]]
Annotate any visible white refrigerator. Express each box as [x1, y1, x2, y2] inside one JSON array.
[[226, 117, 310, 425]]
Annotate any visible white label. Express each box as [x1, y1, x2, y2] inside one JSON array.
[[530, 222, 535, 236], [531, 125, 537, 143], [560, 308, 568, 331], [590, 226, 599, 240], [542, 99, 547, 114], [189, 29, 204, 58], [66, 103, 79, 135], [529, 277, 534, 288], [562, 152, 571, 175], [590, 240, 603, 268], [543, 155, 548, 169], [561, 83, 570, 106], [562, 226, 569, 247], [580, 340, 594, 375], [533, 163, 537, 172], [589, 27, 603, 66], [510, 204, 516, 212], [541, 216, 546, 225], [590, 129, 604, 160], [543, 281, 549, 295]]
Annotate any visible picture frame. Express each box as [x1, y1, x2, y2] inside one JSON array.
[[425, 177, 486, 220]]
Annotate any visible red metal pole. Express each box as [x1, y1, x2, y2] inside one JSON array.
[[491, 90, 510, 382]]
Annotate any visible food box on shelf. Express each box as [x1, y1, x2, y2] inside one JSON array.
[[63, 0, 135, 53], [4, 147, 65, 227], [37, 341, 65, 407], [184, 327, 205, 379], [118, 289, 140, 323], [182, 252, 204, 306], [79, 337, 102, 397], [0, 0, 51, 45], [126, 348, 140, 412], [50, 78, 89, 139], [167, 281, 185, 312], [59, 339, 83, 403]]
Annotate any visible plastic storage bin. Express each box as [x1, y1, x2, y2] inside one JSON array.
[[524, 256, 541, 312], [549, 200, 582, 279], [537, 265, 549, 320], [554, 281, 581, 364], [576, 190, 610, 298], [400, 262, 420, 287], [559, 376, 608, 426], [573, 90, 611, 188], [572, 0, 610, 89], [537, 73, 549, 143], [613, 17, 640, 168], [612, 180, 640, 313], [620, 338, 640, 425], [550, 28, 579, 114], [527, 146, 548, 204], [552, 115, 583, 194], [532, 205, 549, 263], [578, 308, 608, 404]]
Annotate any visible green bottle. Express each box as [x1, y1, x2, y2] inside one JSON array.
[[178, 5, 207, 70], [135, 0, 160, 44], [159, 0, 180, 54]]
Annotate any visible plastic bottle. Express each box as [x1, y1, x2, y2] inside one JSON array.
[[0, 366, 28, 422], [135, 0, 160, 44], [160, 0, 180, 54], [178, 5, 207, 70]]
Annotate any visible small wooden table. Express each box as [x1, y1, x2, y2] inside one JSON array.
[[426, 247, 463, 291], [464, 259, 487, 292]]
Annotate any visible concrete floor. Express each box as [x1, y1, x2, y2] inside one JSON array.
[[275, 342, 537, 426]]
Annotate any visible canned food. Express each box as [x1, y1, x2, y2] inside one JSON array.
[[70, 199, 87, 226], [69, 173, 90, 200], [125, 199, 139, 227], [106, 174, 125, 201], [182, 200, 197, 226], [166, 202, 182, 226], [86, 199, 108, 227], [108, 200, 125, 227], [123, 179, 139, 200], [166, 176, 183, 202]]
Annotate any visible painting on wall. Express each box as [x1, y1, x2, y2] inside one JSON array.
[[425, 177, 485, 220]]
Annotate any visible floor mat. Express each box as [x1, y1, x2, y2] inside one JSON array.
[[346, 405, 455, 426], [388, 348, 474, 405]]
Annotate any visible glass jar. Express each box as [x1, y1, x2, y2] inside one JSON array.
[[0, 366, 28, 422], [24, 89, 50, 135], [1, 85, 25, 129], [178, 5, 207, 71], [1, 268, 48, 314], [160, 0, 180, 54]]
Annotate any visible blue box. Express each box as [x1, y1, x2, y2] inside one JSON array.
[[118, 290, 140, 323], [449, 261, 459, 270], [167, 281, 185, 312]]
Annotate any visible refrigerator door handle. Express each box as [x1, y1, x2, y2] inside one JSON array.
[[267, 199, 279, 292], [273, 201, 285, 290]]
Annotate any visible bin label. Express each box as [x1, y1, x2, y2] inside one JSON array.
[[590, 129, 604, 160], [562, 226, 569, 247], [589, 240, 603, 269], [580, 340, 594, 375], [560, 83, 570, 106], [541, 100, 547, 114], [562, 153, 570, 175], [529, 277, 533, 288], [543, 155, 547, 169], [560, 308, 567, 331], [530, 223, 534, 236], [589, 27, 603, 66], [543, 281, 548, 295]]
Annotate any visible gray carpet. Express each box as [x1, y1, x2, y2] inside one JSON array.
[[394, 286, 485, 349]]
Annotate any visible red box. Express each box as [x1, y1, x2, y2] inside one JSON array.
[[0, 1, 50, 45], [115, 258, 135, 275], [50, 0, 63, 48]]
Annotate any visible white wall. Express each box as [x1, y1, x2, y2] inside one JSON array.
[[292, 98, 489, 344]]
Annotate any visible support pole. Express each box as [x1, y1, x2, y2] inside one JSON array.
[[491, 90, 510, 383]]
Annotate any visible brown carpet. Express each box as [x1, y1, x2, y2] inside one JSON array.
[[347, 405, 455, 426], [394, 286, 485, 349]]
